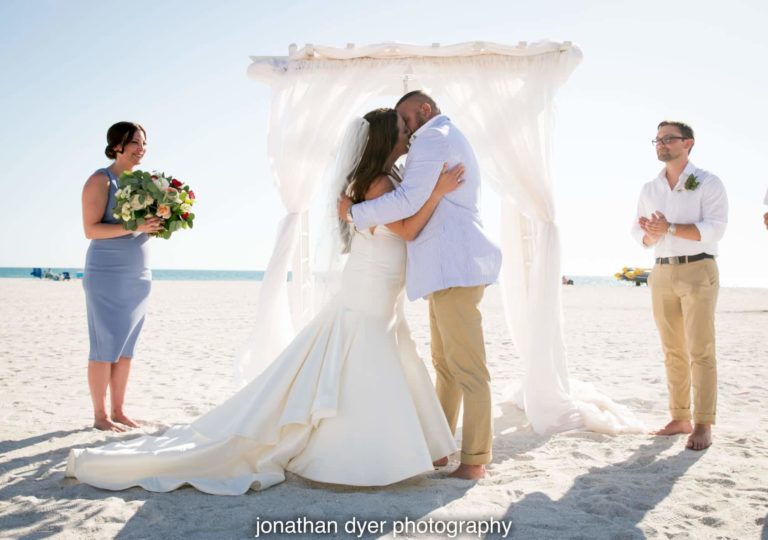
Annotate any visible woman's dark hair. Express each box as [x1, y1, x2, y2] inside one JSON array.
[[347, 108, 398, 203], [105, 122, 146, 159]]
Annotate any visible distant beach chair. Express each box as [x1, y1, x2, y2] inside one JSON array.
[[43, 268, 63, 281], [62, 271, 71, 281], [30, 267, 43, 279]]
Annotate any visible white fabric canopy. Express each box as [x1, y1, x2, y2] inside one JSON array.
[[242, 41, 643, 436]]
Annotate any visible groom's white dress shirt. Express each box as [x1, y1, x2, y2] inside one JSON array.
[[631, 161, 728, 257], [350, 114, 502, 300]]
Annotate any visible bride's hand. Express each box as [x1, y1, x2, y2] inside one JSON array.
[[432, 163, 465, 197]]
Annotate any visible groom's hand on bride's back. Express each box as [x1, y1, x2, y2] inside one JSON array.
[[338, 193, 354, 223]]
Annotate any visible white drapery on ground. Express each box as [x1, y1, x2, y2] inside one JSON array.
[[242, 41, 643, 435]]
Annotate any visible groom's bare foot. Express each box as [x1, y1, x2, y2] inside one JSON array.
[[448, 463, 485, 480], [433, 457, 449, 467], [651, 419, 692, 436], [111, 411, 140, 429], [686, 424, 712, 451], [93, 417, 127, 432]]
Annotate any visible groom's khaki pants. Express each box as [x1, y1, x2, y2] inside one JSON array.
[[650, 258, 719, 425], [429, 285, 492, 465]]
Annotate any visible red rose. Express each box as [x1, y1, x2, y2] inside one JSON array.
[[171, 179, 183, 188], [151, 174, 158, 180], [188, 190, 196, 200], [182, 212, 189, 220]]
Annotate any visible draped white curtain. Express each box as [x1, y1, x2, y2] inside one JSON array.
[[244, 42, 643, 435], [236, 59, 402, 381], [415, 53, 598, 434]]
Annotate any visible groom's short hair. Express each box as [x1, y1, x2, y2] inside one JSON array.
[[396, 90, 438, 111], [658, 120, 695, 154]]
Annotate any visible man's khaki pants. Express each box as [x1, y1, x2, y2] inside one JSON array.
[[650, 258, 719, 425], [428, 285, 492, 465]]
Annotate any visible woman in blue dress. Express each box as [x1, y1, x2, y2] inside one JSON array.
[[81, 122, 164, 432]]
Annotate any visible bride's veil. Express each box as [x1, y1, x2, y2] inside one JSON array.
[[233, 117, 370, 385]]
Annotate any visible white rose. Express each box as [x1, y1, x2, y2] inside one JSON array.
[[153, 177, 169, 190], [130, 195, 144, 210]]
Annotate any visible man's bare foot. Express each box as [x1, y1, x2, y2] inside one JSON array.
[[448, 463, 485, 480], [93, 418, 127, 432], [433, 457, 449, 467], [686, 424, 712, 451], [651, 419, 692, 436], [111, 412, 140, 428]]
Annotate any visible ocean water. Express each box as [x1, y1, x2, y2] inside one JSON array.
[[0, 267, 268, 281], [1, 267, 630, 286]]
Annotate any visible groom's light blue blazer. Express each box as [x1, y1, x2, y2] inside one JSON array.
[[351, 114, 502, 300]]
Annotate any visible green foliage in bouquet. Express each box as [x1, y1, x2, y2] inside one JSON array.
[[112, 170, 196, 239]]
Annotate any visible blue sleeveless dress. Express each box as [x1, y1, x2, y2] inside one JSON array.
[[83, 168, 152, 363]]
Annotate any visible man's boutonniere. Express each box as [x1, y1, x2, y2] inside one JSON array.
[[678, 173, 700, 192]]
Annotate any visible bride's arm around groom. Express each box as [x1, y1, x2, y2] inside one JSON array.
[[349, 123, 449, 229]]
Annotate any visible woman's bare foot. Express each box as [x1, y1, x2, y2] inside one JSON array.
[[433, 457, 449, 467], [686, 424, 712, 451], [93, 417, 127, 432], [448, 463, 485, 480], [111, 411, 140, 428], [651, 419, 692, 436]]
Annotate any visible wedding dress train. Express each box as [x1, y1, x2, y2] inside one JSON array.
[[66, 223, 457, 495]]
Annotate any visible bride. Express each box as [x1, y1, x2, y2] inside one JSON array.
[[66, 108, 466, 495]]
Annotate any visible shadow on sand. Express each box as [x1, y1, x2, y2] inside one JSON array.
[[0, 424, 473, 540], [489, 436, 703, 539]]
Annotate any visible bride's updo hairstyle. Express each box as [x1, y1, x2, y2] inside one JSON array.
[[347, 108, 399, 204], [105, 122, 146, 159]]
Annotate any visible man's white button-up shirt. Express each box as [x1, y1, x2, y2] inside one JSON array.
[[632, 161, 728, 257]]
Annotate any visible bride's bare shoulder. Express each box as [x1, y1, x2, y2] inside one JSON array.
[[364, 174, 395, 201]]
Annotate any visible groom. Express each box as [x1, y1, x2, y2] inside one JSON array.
[[339, 91, 502, 479]]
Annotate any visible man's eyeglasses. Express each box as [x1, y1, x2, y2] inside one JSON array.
[[652, 136, 689, 146]]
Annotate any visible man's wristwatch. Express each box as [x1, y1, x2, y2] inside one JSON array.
[[667, 223, 677, 236]]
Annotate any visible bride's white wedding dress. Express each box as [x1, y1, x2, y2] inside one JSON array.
[[66, 222, 457, 495]]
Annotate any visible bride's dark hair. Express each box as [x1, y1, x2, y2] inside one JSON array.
[[347, 108, 399, 203]]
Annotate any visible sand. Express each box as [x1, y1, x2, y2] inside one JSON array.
[[1, 278, 766, 539]]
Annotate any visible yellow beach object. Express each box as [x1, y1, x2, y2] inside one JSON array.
[[614, 267, 651, 286]]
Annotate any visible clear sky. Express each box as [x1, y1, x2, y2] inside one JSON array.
[[1, 0, 766, 287]]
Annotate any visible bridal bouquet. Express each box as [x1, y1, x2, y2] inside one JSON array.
[[112, 170, 196, 239]]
